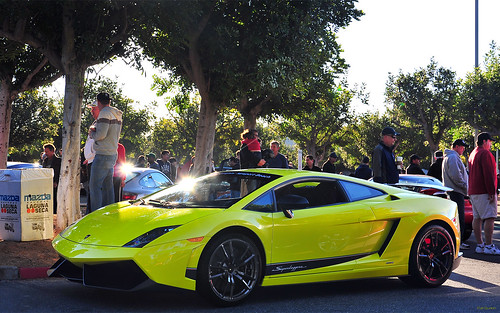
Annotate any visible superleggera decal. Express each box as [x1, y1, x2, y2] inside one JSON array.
[[265, 253, 374, 275]]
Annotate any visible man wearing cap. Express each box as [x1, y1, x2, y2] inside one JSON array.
[[147, 153, 160, 170], [468, 132, 499, 255], [322, 152, 338, 173], [354, 156, 372, 180], [406, 154, 425, 175], [372, 127, 400, 184], [89, 92, 123, 212], [443, 139, 470, 249], [428, 150, 444, 181]]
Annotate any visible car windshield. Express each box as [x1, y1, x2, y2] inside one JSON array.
[[146, 171, 280, 208]]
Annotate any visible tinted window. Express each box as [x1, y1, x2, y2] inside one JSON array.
[[340, 180, 385, 201], [245, 191, 274, 212], [274, 179, 347, 209], [150, 172, 172, 188], [124, 172, 140, 184], [139, 174, 158, 188]]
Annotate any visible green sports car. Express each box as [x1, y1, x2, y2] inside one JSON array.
[[49, 169, 462, 306]]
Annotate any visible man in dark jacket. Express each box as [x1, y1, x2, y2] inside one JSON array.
[[427, 150, 443, 180], [322, 152, 337, 173], [406, 154, 425, 175], [372, 127, 399, 184], [42, 143, 61, 213], [354, 156, 372, 180]]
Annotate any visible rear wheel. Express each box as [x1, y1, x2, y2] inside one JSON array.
[[197, 233, 262, 306], [400, 225, 455, 287]]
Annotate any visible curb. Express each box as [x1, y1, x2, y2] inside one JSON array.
[[0, 266, 49, 280]]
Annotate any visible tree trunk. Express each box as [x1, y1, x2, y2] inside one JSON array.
[[56, 68, 84, 231], [192, 97, 217, 177], [0, 79, 14, 169], [239, 97, 263, 130]]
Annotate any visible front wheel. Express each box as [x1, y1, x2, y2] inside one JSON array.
[[400, 225, 455, 287], [197, 233, 262, 306]]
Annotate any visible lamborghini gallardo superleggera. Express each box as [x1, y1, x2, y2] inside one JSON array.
[[49, 169, 462, 306]]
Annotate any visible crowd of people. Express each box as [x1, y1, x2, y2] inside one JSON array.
[[373, 126, 499, 256], [40, 93, 498, 256]]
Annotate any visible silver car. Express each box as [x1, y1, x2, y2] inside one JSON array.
[[122, 168, 173, 201]]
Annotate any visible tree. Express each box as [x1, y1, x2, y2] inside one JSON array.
[[278, 86, 353, 165], [459, 43, 500, 136], [0, 0, 139, 228], [136, 0, 362, 176], [150, 94, 244, 166], [232, 1, 362, 128], [0, 38, 61, 168], [8, 89, 61, 162], [385, 59, 460, 154]]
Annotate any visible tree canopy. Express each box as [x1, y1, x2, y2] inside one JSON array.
[[385, 59, 460, 154]]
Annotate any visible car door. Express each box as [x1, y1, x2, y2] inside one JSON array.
[[269, 178, 381, 276]]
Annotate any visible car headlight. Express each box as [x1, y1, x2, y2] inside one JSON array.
[[123, 226, 180, 248]]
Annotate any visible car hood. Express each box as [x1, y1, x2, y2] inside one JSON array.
[[59, 203, 222, 247]]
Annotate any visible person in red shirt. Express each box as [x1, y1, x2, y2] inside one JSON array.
[[468, 132, 499, 255], [113, 143, 126, 203]]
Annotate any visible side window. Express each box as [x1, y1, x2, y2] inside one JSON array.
[[244, 191, 274, 212], [274, 179, 346, 209], [150, 172, 173, 188], [139, 174, 157, 188], [339, 180, 385, 202]]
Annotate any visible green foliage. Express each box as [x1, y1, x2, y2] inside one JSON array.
[[385, 59, 460, 153], [341, 113, 392, 170], [8, 89, 62, 162], [0, 39, 60, 89], [150, 95, 199, 164], [149, 95, 244, 165], [278, 86, 353, 165], [459, 42, 500, 136]]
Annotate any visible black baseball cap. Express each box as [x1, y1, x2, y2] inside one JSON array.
[[478, 132, 495, 144], [381, 127, 400, 136], [452, 139, 469, 148], [329, 152, 338, 158], [410, 154, 421, 161]]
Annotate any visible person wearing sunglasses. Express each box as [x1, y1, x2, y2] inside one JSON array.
[[372, 127, 400, 184]]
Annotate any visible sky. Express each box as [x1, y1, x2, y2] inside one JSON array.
[[50, 0, 500, 116], [338, 0, 500, 112]]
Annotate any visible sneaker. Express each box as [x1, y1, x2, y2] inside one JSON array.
[[483, 244, 500, 255], [476, 244, 485, 254], [460, 243, 470, 250]]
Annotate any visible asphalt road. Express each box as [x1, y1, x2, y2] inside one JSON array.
[[1, 221, 498, 313]]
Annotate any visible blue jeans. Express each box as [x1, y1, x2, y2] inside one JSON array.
[[89, 154, 117, 212]]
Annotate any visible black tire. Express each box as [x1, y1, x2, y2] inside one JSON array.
[[197, 233, 262, 306], [400, 225, 455, 287]]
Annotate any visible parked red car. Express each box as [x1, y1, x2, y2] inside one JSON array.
[[393, 174, 473, 240]]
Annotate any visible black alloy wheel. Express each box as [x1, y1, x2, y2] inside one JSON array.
[[197, 233, 262, 306], [400, 225, 455, 287]]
